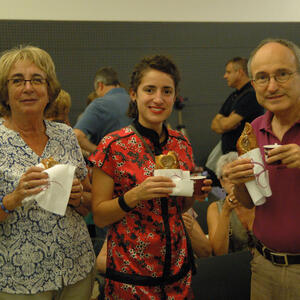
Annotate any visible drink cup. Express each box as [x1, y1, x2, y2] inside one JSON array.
[[191, 175, 206, 198], [263, 144, 281, 165]]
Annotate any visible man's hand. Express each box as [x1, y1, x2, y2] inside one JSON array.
[[225, 158, 254, 185], [225, 158, 254, 208], [73, 128, 97, 154], [266, 143, 300, 168]]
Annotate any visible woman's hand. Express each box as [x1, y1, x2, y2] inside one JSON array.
[[126, 176, 176, 208], [69, 178, 83, 208], [223, 193, 239, 213], [69, 177, 91, 216], [3, 166, 48, 211], [194, 178, 212, 202], [182, 212, 195, 234]]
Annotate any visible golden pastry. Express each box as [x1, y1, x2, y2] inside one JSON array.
[[41, 157, 59, 169], [236, 122, 258, 155], [155, 151, 179, 169]]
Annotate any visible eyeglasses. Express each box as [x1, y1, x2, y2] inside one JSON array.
[[7, 77, 47, 87], [253, 70, 298, 86]]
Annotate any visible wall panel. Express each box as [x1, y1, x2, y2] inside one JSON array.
[[1, 21, 299, 164]]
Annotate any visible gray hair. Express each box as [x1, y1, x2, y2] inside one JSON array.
[[93, 67, 120, 90], [226, 57, 248, 75], [215, 152, 238, 179], [247, 38, 300, 79]]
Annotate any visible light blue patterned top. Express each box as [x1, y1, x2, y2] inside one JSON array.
[[0, 119, 95, 294]]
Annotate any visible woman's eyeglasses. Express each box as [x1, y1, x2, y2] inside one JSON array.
[[7, 77, 47, 87]]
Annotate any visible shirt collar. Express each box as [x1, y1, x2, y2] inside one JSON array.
[[133, 119, 169, 155], [258, 110, 300, 133], [236, 81, 252, 93]]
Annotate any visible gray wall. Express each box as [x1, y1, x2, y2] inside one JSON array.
[[1, 21, 300, 165]]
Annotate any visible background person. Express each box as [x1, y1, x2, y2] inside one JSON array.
[[0, 45, 95, 300], [90, 55, 211, 299], [182, 208, 212, 258], [74, 67, 131, 155], [45, 89, 71, 125], [207, 152, 255, 255], [211, 57, 264, 154], [74, 67, 131, 255], [227, 38, 300, 300], [76, 91, 98, 123]]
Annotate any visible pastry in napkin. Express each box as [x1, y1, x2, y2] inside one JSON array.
[[236, 122, 259, 155], [155, 151, 179, 169]]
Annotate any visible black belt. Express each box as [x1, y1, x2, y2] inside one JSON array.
[[255, 240, 300, 266]]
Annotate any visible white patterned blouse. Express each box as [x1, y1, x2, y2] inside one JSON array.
[[0, 120, 95, 294]]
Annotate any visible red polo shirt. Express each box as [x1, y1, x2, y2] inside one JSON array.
[[251, 111, 300, 253]]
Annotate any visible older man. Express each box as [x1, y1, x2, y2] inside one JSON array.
[[228, 38, 300, 300], [74, 67, 130, 154], [211, 57, 264, 154]]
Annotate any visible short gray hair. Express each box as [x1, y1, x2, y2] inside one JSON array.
[[226, 57, 248, 75], [93, 67, 120, 90], [247, 38, 300, 79], [215, 152, 238, 179]]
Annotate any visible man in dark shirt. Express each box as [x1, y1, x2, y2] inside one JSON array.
[[211, 57, 264, 153]]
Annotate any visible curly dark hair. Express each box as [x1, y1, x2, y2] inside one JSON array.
[[127, 55, 180, 119]]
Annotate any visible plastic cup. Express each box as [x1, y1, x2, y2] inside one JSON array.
[[191, 175, 206, 198]]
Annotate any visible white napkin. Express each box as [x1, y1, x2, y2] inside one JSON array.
[[240, 148, 272, 206], [23, 164, 75, 216], [153, 169, 194, 197]]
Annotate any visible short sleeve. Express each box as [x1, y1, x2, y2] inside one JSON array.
[[89, 134, 115, 178], [233, 91, 258, 118], [69, 128, 88, 180], [218, 95, 233, 116], [74, 101, 107, 144], [218, 101, 227, 115]]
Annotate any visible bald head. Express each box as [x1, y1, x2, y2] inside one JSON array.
[[250, 42, 298, 80], [248, 38, 300, 79], [249, 39, 300, 115]]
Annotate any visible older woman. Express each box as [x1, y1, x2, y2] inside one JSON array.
[[0, 46, 95, 300], [207, 152, 255, 255], [90, 55, 211, 299]]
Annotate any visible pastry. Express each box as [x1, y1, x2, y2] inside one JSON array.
[[41, 157, 59, 169], [155, 151, 179, 169], [236, 122, 258, 155]]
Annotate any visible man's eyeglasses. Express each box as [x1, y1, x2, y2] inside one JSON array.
[[7, 77, 47, 87], [253, 70, 298, 86]]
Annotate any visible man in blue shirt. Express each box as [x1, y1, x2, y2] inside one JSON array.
[[74, 67, 130, 255], [74, 67, 131, 154]]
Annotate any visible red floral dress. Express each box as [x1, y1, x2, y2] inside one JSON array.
[[90, 122, 195, 300]]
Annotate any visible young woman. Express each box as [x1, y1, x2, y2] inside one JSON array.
[[90, 55, 211, 299]]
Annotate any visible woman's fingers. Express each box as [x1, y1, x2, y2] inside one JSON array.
[[136, 176, 175, 201]]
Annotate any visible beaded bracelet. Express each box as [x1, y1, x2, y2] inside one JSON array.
[[0, 196, 13, 214], [118, 195, 133, 212]]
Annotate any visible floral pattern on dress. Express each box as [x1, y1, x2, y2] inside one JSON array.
[[0, 120, 95, 294], [90, 125, 195, 299]]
